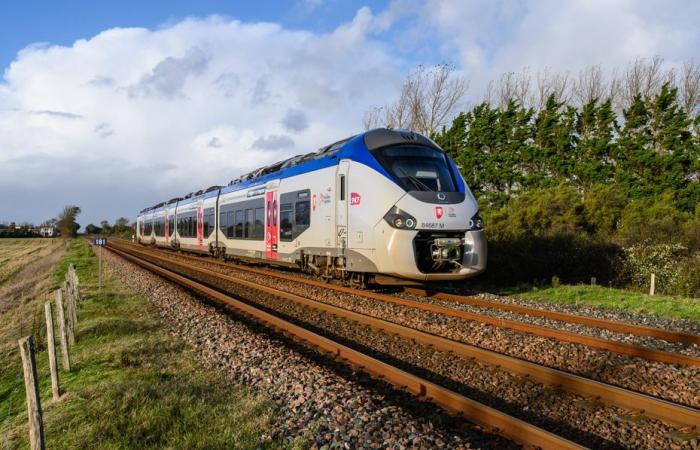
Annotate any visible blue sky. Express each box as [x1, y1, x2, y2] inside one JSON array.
[[0, 1, 394, 70], [1, 1, 698, 227]]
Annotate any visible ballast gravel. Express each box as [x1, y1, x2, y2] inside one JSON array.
[[102, 248, 517, 449], [138, 249, 700, 408]]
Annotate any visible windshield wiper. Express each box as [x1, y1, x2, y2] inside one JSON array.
[[407, 175, 434, 192], [396, 166, 435, 192]]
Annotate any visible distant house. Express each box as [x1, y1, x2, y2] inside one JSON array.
[[39, 227, 58, 237]]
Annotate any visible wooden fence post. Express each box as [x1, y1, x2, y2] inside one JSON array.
[[44, 302, 60, 401], [55, 289, 70, 371], [70, 265, 81, 303], [63, 281, 76, 346], [650, 273, 656, 296], [18, 336, 46, 450]]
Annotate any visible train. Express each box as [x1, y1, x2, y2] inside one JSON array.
[[136, 128, 486, 286]]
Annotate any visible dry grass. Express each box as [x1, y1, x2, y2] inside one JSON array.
[[0, 238, 64, 285], [0, 239, 67, 359]]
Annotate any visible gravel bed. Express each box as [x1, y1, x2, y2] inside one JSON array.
[[103, 248, 519, 449], [454, 288, 700, 336], [139, 249, 700, 408], [158, 257, 698, 450], [397, 292, 700, 358]]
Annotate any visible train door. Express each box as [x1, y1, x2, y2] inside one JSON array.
[[196, 203, 204, 250], [336, 160, 349, 252], [265, 190, 278, 259], [164, 210, 169, 244]]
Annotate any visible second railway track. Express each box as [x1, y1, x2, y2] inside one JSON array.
[[107, 242, 700, 449]]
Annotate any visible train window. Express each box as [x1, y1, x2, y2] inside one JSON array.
[[372, 145, 458, 193], [245, 209, 253, 239], [168, 216, 174, 237], [273, 200, 277, 226], [295, 200, 310, 226], [219, 212, 226, 235], [280, 203, 293, 241], [340, 175, 345, 201], [226, 211, 234, 238], [254, 207, 264, 240], [235, 211, 244, 238]]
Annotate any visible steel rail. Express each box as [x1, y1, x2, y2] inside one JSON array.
[[404, 288, 700, 346], [109, 241, 700, 367], [108, 242, 700, 431], [106, 245, 585, 450]]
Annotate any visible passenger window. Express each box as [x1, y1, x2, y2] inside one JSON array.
[[254, 207, 264, 240], [227, 211, 234, 238], [295, 200, 310, 226], [245, 209, 253, 238], [280, 203, 293, 241], [235, 211, 244, 238]]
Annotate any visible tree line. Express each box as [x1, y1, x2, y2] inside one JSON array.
[[366, 57, 700, 297]]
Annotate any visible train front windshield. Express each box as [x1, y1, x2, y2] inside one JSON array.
[[372, 145, 458, 192]]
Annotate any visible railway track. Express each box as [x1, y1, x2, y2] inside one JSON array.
[[106, 244, 582, 449], [402, 287, 700, 346], [107, 242, 700, 449], [110, 241, 700, 368]]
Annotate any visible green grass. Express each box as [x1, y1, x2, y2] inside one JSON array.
[[1, 239, 278, 449], [515, 284, 700, 321]]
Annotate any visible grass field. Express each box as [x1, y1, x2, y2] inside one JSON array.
[[0, 238, 64, 285], [0, 239, 277, 449], [513, 284, 700, 322]]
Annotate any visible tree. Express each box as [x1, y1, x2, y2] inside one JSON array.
[[112, 217, 131, 235], [85, 224, 102, 235], [57, 206, 81, 238], [363, 64, 468, 136]]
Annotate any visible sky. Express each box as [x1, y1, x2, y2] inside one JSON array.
[[1, 0, 699, 228]]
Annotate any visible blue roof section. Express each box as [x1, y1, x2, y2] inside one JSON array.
[[139, 129, 465, 212], [219, 133, 395, 196]]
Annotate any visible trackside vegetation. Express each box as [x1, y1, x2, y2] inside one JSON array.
[[515, 284, 700, 321], [435, 82, 700, 298], [0, 239, 276, 449]]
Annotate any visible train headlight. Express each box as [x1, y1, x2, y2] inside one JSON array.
[[468, 212, 483, 231], [384, 207, 417, 230]]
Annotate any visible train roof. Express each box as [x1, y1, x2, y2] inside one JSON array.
[[138, 128, 443, 214]]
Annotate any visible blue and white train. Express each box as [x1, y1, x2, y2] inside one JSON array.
[[136, 128, 486, 285]]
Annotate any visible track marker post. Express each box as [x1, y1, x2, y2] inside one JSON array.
[[94, 238, 107, 292], [44, 303, 61, 401], [590, 277, 596, 286], [18, 336, 46, 450], [650, 273, 656, 296]]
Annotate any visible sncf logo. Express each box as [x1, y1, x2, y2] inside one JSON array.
[[435, 206, 444, 219], [350, 192, 361, 206]]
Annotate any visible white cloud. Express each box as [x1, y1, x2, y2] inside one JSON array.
[[418, 0, 700, 93], [0, 13, 403, 225]]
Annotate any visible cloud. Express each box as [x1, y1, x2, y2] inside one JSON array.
[[207, 136, 223, 148], [282, 108, 309, 132], [0, 14, 402, 226], [252, 134, 294, 150], [127, 46, 210, 99], [94, 122, 114, 138], [31, 110, 83, 119]]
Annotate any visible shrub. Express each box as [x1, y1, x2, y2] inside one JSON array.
[[622, 243, 688, 294]]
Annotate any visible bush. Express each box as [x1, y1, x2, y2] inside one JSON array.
[[622, 243, 688, 294]]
